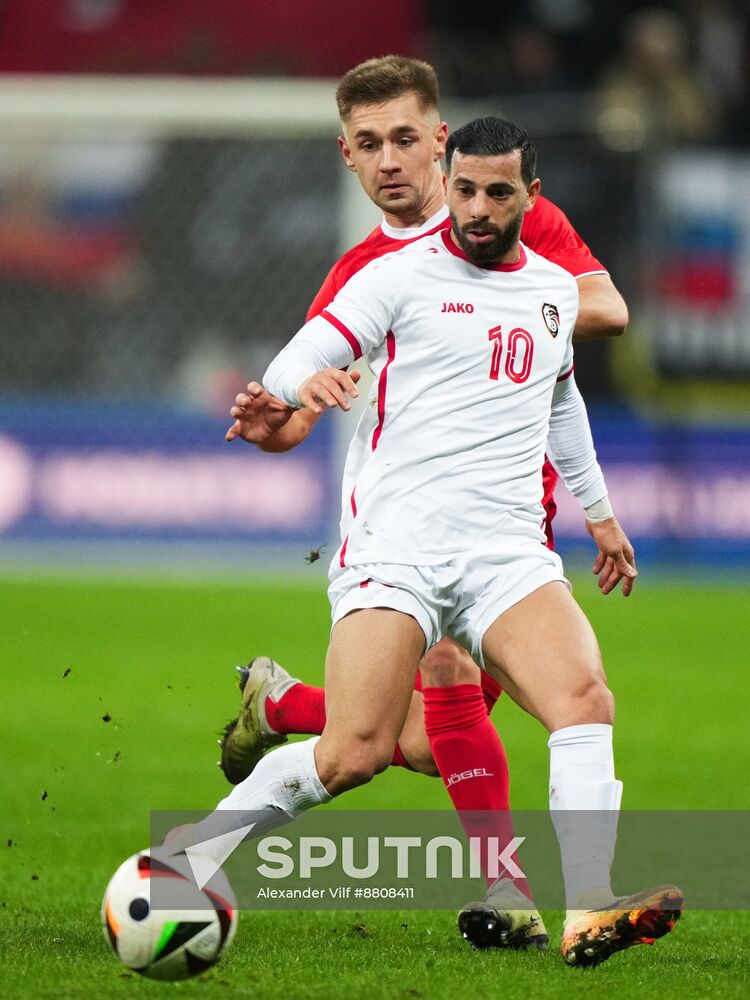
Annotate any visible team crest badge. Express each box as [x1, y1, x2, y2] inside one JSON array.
[[542, 303, 560, 337]]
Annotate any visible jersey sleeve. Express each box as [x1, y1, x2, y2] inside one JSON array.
[[306, 262, 342, 321], [547, 374, 607, 508], [264, 254, 401, 407], [316, 252, 402, 361], [557, 341, 575, 383], [522, 196, 607, 278], [555, 272, 578, 381], [306, 227, 380, 320]]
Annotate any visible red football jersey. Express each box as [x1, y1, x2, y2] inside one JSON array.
[[306, 212, 450, 322], [307, 196, 607, 548]]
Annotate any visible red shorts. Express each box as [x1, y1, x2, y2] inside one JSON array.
[[542, 460, 557, 551]]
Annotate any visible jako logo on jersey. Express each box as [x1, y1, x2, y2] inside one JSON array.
[[542, 302, 560, 337], [441, 302, 474, 313], [446, 767, 494, 786]]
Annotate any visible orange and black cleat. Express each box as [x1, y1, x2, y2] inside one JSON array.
[[561, 884, 683, 968]]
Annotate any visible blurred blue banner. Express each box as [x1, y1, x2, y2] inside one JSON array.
[[0, 400, 336, 549], [1, 403, 748, 567], [554, 409, 750, 567]]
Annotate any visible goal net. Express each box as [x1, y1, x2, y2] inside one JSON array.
[[0, 74, 380, 408]]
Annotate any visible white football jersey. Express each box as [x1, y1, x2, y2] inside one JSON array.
[[264, 228, 579, 566]]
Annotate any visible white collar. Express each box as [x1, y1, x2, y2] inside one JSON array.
[[380, 204, 449, 241]]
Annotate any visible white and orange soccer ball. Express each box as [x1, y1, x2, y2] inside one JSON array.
[[101, 848, 238, 980]]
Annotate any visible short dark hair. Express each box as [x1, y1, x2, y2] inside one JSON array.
[[446, 116, 537, 185], [336, 55, 440, 121]]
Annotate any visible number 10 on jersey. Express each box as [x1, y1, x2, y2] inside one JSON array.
[[488, 325, 534, 384]]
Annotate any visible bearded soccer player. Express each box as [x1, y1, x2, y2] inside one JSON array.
[[195, 114, 681, 969], [219, 57, 630, 950]]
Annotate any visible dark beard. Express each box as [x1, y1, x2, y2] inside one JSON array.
[[449, 209, 524, 264]]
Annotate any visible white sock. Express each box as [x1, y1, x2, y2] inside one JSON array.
[[217, 736, 331, 815], [548, 723, 623, 909], [181, 737, 331, 866]]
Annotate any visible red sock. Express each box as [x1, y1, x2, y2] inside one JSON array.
[[424, 684, 529, 895], [266, 683, 411, 769], [390, 743, 414, 770], [265, 683, 326, 735], [480, 672, 503, 713]]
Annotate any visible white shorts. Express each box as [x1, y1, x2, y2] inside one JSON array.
[[328, 542, 570, 667]]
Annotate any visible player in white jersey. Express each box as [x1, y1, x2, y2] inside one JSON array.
[[218, 57, 633, 952], [277, 227, 580, 588], [199, 116, 681, 968]]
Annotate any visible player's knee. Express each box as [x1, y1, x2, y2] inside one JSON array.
[[398, 733, 440, 777], [331, 738, 393, 789], [411, 747, 440, 778], [416, 756, 440, 778], [573, 674, 614, 725], [370, 739, 399, 776], [420, 639, 480, 688], [598, 683, 616, 723], [396, 692, 440, 777]]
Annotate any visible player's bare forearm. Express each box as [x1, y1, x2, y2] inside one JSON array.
[[586, 517, 637, 597], [229, 366, 363, 450], [245, 409, 322, 452], [260, 369, 362, 447], [573, 274, 629, 343], [225, 381, 320, 452]]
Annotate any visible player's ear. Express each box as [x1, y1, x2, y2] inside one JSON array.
[[338, 135, 357, 172], [434, 121, 449, 161], [524, 178, 541, 212]]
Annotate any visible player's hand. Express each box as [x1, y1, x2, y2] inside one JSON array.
[[225, 381, 294, 443], [586, 517, 637, 596], [298, 368, 360, 414]]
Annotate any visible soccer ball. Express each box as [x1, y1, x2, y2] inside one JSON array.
[[101, 848, 238, 980]]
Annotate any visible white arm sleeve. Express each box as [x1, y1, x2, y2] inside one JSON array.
[[263, 253, 402, 407], [547, 373, 608, 509], [263, 315, 355, 407]]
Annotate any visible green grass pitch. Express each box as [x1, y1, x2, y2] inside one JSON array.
[[1, 572, 748, 998]]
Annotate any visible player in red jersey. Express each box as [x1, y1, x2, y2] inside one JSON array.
[[219, 57, 631, 950]]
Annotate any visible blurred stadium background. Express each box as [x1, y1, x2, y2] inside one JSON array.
[[1, 0, 749, 575], [2, 5, 750, 997]]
